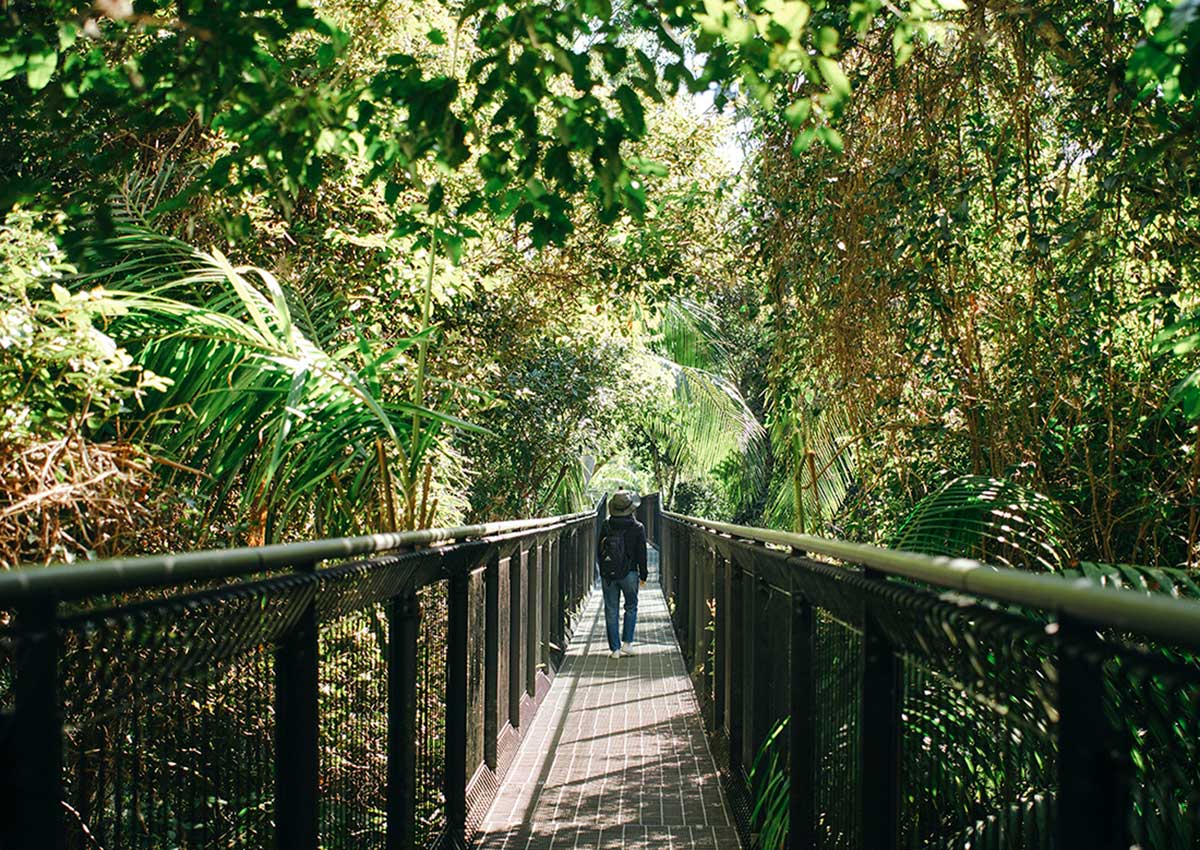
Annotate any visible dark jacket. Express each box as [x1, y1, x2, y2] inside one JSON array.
[[597, 515, 648, 582]]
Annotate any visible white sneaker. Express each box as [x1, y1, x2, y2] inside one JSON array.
[[620, 643, 635, 656], [610, 649, 621, 659]]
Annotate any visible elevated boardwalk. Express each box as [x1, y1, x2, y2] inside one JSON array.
[[8, 498, 1198, 850], [476, 550, 740, 849]]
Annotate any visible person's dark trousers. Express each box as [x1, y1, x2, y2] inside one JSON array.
[[602, 570, 640, 651]]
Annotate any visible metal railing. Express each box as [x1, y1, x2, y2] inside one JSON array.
[[661, 509, 1200, 850], [0, 510, 599, 850]]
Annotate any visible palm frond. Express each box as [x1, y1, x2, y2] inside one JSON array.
[[73, 228, 468, 539], [642, 354, 765, 472], [766, 392, 858, 534], [889, 475, 1072, 572], [1067, 561, 1200, 599], [654, 297, 733, 372]]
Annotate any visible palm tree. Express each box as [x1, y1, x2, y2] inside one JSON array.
[[635, 297, 765, 511]]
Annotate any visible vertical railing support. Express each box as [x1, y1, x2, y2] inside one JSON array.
[[713, 553, 727, 731], [544, 537, 552, 672], [387, 589, 419, 850], [860, 570, 900, 850], [276, 564, 319, 850], [751, 570, 773, 761], [698, 545, 714, 707], [483, 552, 500, 771], [550, 534, 562, 654], [509, 546, 525, 729], [1057, 618, 1130, 850], [526, 544, 538, 697], [445, 569, 469, 847], [691, 538, 705, 672], [789, 581, 816, 850], [6, 598, 63, 850], [728, 552, 746, 774], [676, 528, 690, 644]]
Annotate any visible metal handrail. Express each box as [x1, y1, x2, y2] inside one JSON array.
[[665, 510, 1200, 646], [0, 511, 595, 602]]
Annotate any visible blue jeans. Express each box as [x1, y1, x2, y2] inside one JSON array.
[[602, 570, 640, 651]]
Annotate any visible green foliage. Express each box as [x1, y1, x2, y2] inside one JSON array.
[[670, 476, 731, 520], [631, 297, 766, 510], [0, 212, 165, 443], [1129, 0, 1200, 103], [1070, 560, 1200, 600], [747, 716, 790, 850], [751, 0, 1200, 564], [0, 0, 967, 250], [74, 228, 475, 541], [889, 475, 1072, 572], [460, 331, 624, 520]]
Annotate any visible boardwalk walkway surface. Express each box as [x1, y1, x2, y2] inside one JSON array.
[[475, 550, 741, 849]]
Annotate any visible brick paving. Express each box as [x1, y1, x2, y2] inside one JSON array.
[[475, 550, 740, 849]]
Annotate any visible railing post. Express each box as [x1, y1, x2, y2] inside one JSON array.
[[728, 552, 746, 773], [542, 537, 553, 667], [697, 545, 713, 705], [561, 528, 571, 619], [550, 533, 562, 653], [572, 523, 581, 601], [660, 520, 671, 597], [510, 546, 525, 729], [587, 518, 596, 590], [578, 522, 588, 602], [860, 570, 900, 850], [387, 589, 419, 850], [713, 552, 727, 731], [676, 527, 690, 643], [1057, 618, 1130, 850], [691, 537, 705, 671], [789, 580, 816, 850], [5, 598, 63, 850], [445, 569, 469, 847], [525, 544, 537, 699], [483, 552, 500, 771], [276, 564, 319, 850], [751, 569, 773, 761]]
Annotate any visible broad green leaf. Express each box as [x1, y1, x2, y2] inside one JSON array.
[[817, 125, 844, 153], [0, 51, 23, 82], [792, 126, 817, 154], [817, 57, 850, 98], [784, 98, 812, 127], [614, 84, 646, 137], [26, 48, 57, 91]]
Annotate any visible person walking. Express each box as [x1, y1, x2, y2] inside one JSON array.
[[597, 491, 648, 660]]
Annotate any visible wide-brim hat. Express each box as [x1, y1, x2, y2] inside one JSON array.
[[608, 491, 640, 517]]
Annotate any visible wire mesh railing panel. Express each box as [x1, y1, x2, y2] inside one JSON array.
[[1109, 651, 1200, 848], [496, 554, 512, 736], [813, 610, 861, 850], [55, 577, 309, 848], [466, 566, 488, 782], [317, 605, 389, 849], [883, 604, 1057, 850], [313, 554, 423, 850], [0, 615, 13, 719], [415, 579, 448, 846]]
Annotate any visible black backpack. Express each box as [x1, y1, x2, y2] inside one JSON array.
[[598, 522, 631, 581]]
